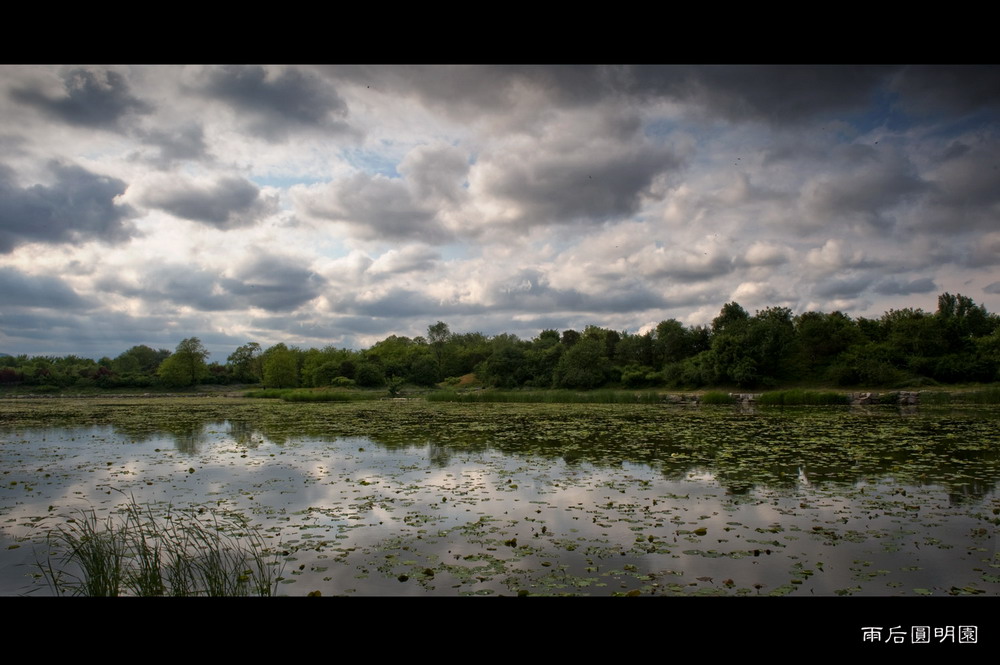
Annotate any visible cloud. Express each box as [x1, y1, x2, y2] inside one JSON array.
[[813, 276, 874, 299], [0, 162, 136, 253], [873, 277, 937, 295], [223, 254, 326, 312], [134, 174, 276, 228], [889, 65, 1000, 118], [10, 67, 150, 131], [472, 110, 682, 228], [295, 172, 448, 242], [626, 65, 894, 125], [197, 65, 352, 141], [368, 246, 440, 275], [134, 123, 210, 166], [741, 241, 792, 267], [0, 267, 89, 308], [801, 152, 928, 232]]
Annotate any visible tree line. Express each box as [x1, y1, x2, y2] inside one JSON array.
[[2, 293, 1000, 391]]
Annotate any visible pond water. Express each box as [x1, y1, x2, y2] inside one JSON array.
[[1, 398, 999, 596]]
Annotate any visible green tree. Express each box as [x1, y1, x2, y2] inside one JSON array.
[[552, 337, 611, 389], [227, 342, 263, 384], [262, 344, 298, 388], [158, 338, 210, 387]]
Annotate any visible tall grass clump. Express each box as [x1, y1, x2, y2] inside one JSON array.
[[281, 389, 355, 402], [758, 390, 849, 406], [36, 497, 283, 597], [246, 388, 378, 402], [700, 391, 735, 405], [243, 388, 291, 399]]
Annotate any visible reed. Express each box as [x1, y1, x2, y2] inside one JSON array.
[[37, 496, 283, 596]]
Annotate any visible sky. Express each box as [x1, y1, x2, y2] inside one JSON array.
[[1, 64, 999, 363]]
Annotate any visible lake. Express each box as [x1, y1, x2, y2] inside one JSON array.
[[1, 397, 998, 596]]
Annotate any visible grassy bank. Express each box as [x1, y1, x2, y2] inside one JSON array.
[[427, 389, 667, 404], [244, 388, 381, 402]]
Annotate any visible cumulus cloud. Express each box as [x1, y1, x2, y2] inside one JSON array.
[[295, 171, 448, 242], [3, 65, 1000, 358], [223, 254, 326, 312], [468, 110, 682, 231], [741, 241, 793, 267], [133, 174, 276, 228], [196, 65, 352, 141], [10, 67, 151, 131], [0, 267, 89, 308], [101, 254, 324, 314], [0, 162, 136, 253], [368, 245, 440, 275], [134, 123, 210, 167], [801, 152, 928, 232]]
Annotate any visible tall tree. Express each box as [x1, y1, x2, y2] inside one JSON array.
[[227, 342, 263, 383], [158, 338, 209, 387], [262, 343, 299, 388]]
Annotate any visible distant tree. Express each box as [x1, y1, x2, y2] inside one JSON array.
[[158, 338, 209, 387], [409, 353, 440, 386], [552, 337, 610, 389], [227, 342, 263, 383], [561, 329, 581, 347], [262, 343, 298, 388], [354, 360, 385, 387], [712, 302, 749, 336], [427, 321, 452, 374]]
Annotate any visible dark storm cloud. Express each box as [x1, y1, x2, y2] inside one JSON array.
[[0, 267, 89, 308], [198, 66, 351, 141], [0, 162, 135, 253], [222, 255, 325, 312], [625, 65, 894, 125], [873, 277, 937, 296], [812, 276, 872, 299], [486, 145, 679, 226], [138, 176, 274, 228], [803, 157, 928, 231], [985, 281, 1000, 295], [901, 138, 1000, 235], [347, 288, 480, 318], [104, 256, 323, 313], [10, 68, 151, 130], [890, 65, 1000, 117], [332, 65, 612, 120], [925, 141, 1000, 207], [104, 264, 232, 311], [342, 65, 894, 127]]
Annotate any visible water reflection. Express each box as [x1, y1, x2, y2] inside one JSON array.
[[1, 402, 999, 596]]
